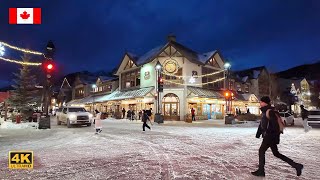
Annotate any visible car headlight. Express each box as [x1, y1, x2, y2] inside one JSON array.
[[89, 114, 93, 118], [69, 114, 77, 120]]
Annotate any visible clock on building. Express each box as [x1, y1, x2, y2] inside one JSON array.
[[164, 60, 178, 73]]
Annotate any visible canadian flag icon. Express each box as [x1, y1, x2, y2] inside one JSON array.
[[9, 8, 41, 24]]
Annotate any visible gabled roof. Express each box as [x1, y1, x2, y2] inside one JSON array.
[[98, 76, 118, 82], [234, 66, 267, 80], [60, 78, 72, 89], [116, 37, 222, 75], [78, 74, 98, 85]]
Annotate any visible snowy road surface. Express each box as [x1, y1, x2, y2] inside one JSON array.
[[0, 118, 319, 180]]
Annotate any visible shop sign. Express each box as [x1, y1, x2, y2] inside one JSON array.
[[144, 71, 150, 80]]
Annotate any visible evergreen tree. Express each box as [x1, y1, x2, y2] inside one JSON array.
[[8, 54, 41, 116]]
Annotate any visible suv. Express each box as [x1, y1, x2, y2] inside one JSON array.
[[57, 107, 93, 128], [307, 110, 320, 127], [279, 112, 294, 126]]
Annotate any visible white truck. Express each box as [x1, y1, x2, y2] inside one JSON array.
[[57, 107, 93, 128]]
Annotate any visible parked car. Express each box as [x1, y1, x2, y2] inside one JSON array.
[[56, 107, 93, 128], [307, 110, 320, 127], [279, 112, 295, 126]]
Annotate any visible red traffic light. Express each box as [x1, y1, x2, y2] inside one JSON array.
[[158, 77, 163, 83], [47, 64, 53, 70]]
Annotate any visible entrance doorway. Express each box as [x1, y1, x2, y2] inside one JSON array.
[[162, 93, 180, 121]]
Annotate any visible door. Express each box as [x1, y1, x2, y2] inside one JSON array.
[[163, 102, 179, 120]]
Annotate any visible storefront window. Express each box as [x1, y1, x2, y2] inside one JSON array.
[[121, 69, 141, 89]]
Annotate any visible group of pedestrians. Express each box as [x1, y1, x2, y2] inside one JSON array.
[[92, 95, 309, 177]]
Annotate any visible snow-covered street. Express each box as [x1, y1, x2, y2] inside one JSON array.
[[0, 117, 319, 180]]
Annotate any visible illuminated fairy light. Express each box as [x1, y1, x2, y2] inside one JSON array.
[[163, 77, 225, 86], [0, 56, 42, 66], [162, 69, 224, 78], [0, 41, 43, 55], [0, 43, 5, 56], [189, 77, 196, 84]]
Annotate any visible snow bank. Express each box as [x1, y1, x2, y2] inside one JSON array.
[[0, 121, 38, 129]]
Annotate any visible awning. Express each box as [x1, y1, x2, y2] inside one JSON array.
[[187, 86, 223, 99], [97, 87, 154, 102], [66, 98, 84, 106]]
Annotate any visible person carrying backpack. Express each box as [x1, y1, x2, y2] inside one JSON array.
[[251, 96, 303, 177]]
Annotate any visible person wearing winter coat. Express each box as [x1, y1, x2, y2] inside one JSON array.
[[191, 108, 196, 121], [138, 110, 142, 120], [300, 105, 312, 132], [94, 110, 102, 134], [251, 96, 303, 177], [122, 108, 126, 119], [142, 110, 151, 131], [127, 110, 131, 120]]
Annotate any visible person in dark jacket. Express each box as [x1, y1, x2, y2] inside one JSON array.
[[300, 105, 312, 132], [122, 108, 126, 119], [142, 110, 151, 131], [251, 96, 303, 177]]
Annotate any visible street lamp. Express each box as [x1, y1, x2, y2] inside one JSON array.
[[154, 60, 163, 123], [92, 84, 97, 113], [223, 62, 231, 115]]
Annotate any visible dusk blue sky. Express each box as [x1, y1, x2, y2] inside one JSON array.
[[0, 0, 320, 87]]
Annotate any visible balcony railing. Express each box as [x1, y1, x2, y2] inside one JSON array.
[[164, 79, 184, 88]]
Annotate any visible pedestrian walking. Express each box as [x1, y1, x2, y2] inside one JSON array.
[[251, 96, 303, 177], [122, 108, 126, 119], [94, 109, 102, 134], [138, 110, 142, 120], [127, 109, 131, 120], [300, 105, 312, 132], [191, 108, 196, 121], [131, 110, 135, 121], [142, 110, 151, 131]]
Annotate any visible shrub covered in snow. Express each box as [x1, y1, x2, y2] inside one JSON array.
[[0, 121, 38, 129]]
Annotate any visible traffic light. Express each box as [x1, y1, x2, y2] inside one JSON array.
[[158, 76, 164, 92], [42, 60, 55, 80]]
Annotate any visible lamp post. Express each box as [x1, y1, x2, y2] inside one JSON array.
[[92, 84, 97, 114], [224, 62, 231, 114], [155, 61, 163, 123]]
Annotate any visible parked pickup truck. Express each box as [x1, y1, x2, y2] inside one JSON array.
[[57, 107, 93, 128]]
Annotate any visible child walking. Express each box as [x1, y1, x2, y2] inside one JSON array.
[[94, 109, 102, 134]]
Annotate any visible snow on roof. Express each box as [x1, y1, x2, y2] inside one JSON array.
[[135, 46, 164, 65], [197, 51, 217, 63], [99, 76, 117, 82]]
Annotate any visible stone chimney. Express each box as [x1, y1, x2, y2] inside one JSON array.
[[167, 34, 176, 42]]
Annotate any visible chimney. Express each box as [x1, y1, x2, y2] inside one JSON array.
[[167, 34, 176, 42]]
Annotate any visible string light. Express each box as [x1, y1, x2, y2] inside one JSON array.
[[163, 77, 225, 86], [0, 43, 5, 56], [0, 41, 43, 55], [162, 69, 224, 78], [0, 56, 42, 66]]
